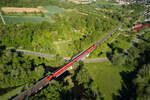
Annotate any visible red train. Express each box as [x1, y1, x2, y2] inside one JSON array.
[[45, 44, 97, 82], [133, 24, 150, 31]]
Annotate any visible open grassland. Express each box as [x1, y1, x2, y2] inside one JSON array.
[[38, 5, 65, 17], [43, 6, 64, 14], [85, 61, 127, 100], [90, 1, 122, 8]]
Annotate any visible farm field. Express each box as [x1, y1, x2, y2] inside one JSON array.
[[42, 6, 64, 14], [1, 7, 40, 13], [1, 5, 65, 23]]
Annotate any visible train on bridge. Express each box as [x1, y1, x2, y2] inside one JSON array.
[[45, 44, 97, 81], [13, 44, 97, 100]]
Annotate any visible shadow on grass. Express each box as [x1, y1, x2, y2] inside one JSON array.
[[70, 62, 104, 100], [112, 70, 137, 100]]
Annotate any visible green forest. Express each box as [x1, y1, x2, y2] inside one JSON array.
[[111, 31, 150, 100], [0, 0, 150, 100], [0, 4, 145, 57], [0, 43, 101, 99]]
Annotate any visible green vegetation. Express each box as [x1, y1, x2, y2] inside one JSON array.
[[1, 5, 65, 23], [133, 64, 150, 100], [90, 5, 146, 58], [0, 45, 48, 88], [0, 7, 121, 57], [30, 63, 102, 100], [110, 30, 150, 100], [2, 11, 44, 17], [4, 16, 53, 23], [0, 0, 145, 58], [0, 0, 149, 100], [43, 5, 64, 15], [85, 29, 150, 100], [0, 0, 61, 8], [0, 86, 23, 100], [85, 61, 127, 100], [0, 43, 101, 99]]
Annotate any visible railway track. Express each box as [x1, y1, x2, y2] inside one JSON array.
[[13, 76, 49, 100], [13, 23, 123, 100], [12, 8, 147, 99], [96, 24, 122, 46]]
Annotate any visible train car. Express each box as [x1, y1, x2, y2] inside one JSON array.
[[133, 24, 150, 31], [45, 44, 97, 82], [72, 44, 96, 61], [133, 24, 142, 28]]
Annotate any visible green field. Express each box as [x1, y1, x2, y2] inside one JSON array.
[[0, 86, 23, 100], [3, 5, 65, 23], [43, 5, 64, 15], [85, 61, 127, 100], [90, 0, 121, 8], [4, 16, 53, 23]]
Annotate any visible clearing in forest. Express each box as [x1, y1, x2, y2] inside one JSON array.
[[85, 61, 128, 100]]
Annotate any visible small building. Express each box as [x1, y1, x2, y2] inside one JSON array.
[[116, 0, 130, 5], [68, 0, 96, 4], [80, 0, 96, 2], [145, 18, 150, 22]]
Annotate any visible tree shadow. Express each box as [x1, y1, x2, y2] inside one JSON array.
[[112, 70, 137, 100], [106, 43, 123, 60], [68, 62, 103, 100], [0, 41, 6, 57]]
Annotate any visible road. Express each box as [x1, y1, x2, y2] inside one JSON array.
[[15, 49, 55, 58], [132, 29, 150, 45], [124, 29, 150, 54], [10, 23, 123, 63], [13, 49, 108, 63], [13, 10, 145, 62], [83, 58, 108, 63], [0, 12, 6, 25]]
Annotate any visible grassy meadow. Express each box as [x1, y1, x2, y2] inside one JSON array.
[[85, 61, 128, 100]]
